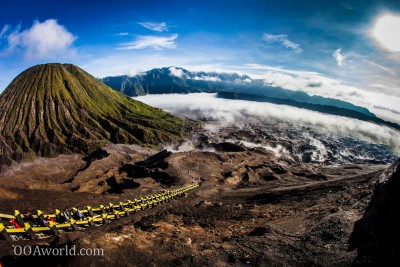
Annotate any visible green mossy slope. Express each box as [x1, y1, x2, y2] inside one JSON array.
[[0, 63, 196, 165]]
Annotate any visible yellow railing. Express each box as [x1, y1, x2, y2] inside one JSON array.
[[0, 184, 199, 241]]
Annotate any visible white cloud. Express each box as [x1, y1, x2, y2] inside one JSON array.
[[0, 24, 10, 39], [262, 33, 302, 53], [138, 22, 168, 32], [135, 93, 400, 154], [5, 30, 21, 54], [192, 75, 221, 82], [117, 32, 130, 36], [169, 66, 185, 78], [1, 19, 76, 59], [239, 78, 252, 83], [363, 59, 395, 74], [169, 67, 222, 81], [333, 48, 346, 66], [118, 34, 178, 50]]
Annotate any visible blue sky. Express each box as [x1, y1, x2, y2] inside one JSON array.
[[1, 0, 400, 122]]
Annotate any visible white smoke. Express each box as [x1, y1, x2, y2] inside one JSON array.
[[225, 139, 294, 160], [303, 133, 329, 162], [164, 140, 216, 153]]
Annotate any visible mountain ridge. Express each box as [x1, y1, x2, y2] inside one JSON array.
[[100, 67, 375, 117], [100, 66, 400, 130]]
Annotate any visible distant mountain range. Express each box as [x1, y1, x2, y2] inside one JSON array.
[[101, 67, 400, 130], [101, 67, 374, 116], [101, 67, 253, 96], [0, 64, 196, 166]]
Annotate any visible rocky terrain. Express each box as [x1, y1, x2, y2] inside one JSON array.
[[0, 146, 389, 266], [171, 121, 397, 165], [0, 126, 396, 266], [0, 64, 196, 168], [350, 158, 400, 265]]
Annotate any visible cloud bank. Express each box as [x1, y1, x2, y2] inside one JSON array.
[[135, 93, 400, 154], [0, 19, 76, 59], [263, 33, 302, 53], [236, 64, 400, 124]]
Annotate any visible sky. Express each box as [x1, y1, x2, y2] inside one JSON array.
[[0, 0, 399, 123]]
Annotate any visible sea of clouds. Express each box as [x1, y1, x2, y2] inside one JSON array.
[[134, 93, 400, 155]]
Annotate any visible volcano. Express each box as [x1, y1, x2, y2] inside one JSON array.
[[0, 63, 195, 166]]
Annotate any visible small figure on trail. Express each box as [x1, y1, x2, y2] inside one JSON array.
[[40, 217, 49, 226], [10, 218, 21, 228], [76, 208, 84, 220], [63, 208, 71, 222]]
